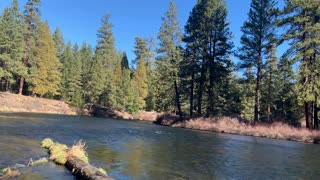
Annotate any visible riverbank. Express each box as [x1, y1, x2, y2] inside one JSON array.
[[0, 92, 77, 115], [156, 115, 320, 144], [0, 92, 161, 121]]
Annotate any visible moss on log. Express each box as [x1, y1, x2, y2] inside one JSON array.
[[41, 138, 112, 180]]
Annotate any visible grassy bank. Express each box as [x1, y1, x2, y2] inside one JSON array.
[[156, 115, 320, 144]]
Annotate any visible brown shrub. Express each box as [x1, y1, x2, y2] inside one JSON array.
[[159, 116, 320, 144]]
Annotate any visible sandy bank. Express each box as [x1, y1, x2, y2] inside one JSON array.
[[0, 92, 77, 115]]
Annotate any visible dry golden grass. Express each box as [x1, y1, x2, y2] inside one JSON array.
[[68, 140, 89, 163], [0, 168, 20, 178], [41, 138, 89, 165], [158, 116, 320, 143]]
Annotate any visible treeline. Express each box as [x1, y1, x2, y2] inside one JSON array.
[[0, 0, 319, 129]]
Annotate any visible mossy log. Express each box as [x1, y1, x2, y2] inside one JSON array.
[[65, 156, 112, 180], [41, 138, 112, 180]]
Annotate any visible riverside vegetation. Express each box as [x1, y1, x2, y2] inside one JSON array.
[[0, 138, 110, 179], [0, 0, 319, 142]]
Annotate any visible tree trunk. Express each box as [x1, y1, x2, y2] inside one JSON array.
[[19, 49, 28, 95], [18, 76, 24, 95], [267, 65, 272, 123], [190, 68, 195, 117], [254, 57, 262, 123], [207, 36, 216, 116], [65, 156, 112, 180], [174, 80, 182, 121], [305, 102, 312, 129], [314, 95, 318, 129], [197, 63, 205, 116]]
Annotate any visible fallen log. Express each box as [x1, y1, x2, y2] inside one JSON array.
[[41, 138, 112, 180], [66, 156, 112, 180]]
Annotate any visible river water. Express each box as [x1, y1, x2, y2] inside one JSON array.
[[0, 112, 320, 179]]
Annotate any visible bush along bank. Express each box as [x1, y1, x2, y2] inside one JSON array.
[[156, 114, 320, 144]]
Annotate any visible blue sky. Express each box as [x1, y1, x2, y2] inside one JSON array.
[[0, 0, 282, 63]]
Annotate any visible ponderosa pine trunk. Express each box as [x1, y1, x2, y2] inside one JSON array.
[[254, 56, 262, 123], [314, 95, 318, 129], [207, 36, 216, 116], [197, 63, 205, 116], [305, 102, 312, 129], [190, 67, 195, 117], [174, 80, 182, 120]]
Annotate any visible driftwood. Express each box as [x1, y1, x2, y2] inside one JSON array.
[[65, 156, 112, 180]]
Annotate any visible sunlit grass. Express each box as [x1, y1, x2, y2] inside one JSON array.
[[158, 115, 320, 143]]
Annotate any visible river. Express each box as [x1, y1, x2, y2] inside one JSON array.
[[0, 112, 320, 179]]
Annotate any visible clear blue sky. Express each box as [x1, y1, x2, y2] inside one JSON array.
[[1, 0, 283, 63]]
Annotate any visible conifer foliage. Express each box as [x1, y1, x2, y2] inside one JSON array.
[[0, 0, 319, 128]]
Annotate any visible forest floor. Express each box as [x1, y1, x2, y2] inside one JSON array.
[[0, 92, 77, 115], [156, 114, 320, 144]]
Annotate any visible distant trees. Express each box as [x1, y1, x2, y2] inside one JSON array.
[[0, 0, 319, 128]]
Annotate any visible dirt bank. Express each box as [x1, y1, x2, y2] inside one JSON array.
[[0, 92, 77, 115], [83, 104, 162, 122]]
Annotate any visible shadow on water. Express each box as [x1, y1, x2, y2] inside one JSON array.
[[1, 112, 320, 179]]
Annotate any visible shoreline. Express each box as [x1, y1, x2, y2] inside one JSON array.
[[156, 115, 320, 144], [1, 92, 319, 145]]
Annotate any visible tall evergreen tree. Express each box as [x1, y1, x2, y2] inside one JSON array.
[[133, 36, 156, 111], [261, 44, 278, 122], [96, 14, 117, 107], [278, 0, 320, 129], [133, 57, 148, 110], [29, 22, 61, 97], [237, 0, 277, 123], [156, 0, 183, 116], [61, 42, 82, 106], [19, 0, 41, 95], [183, 0, 233, 116], [0, 0, 26, 92], [114, 53, 124, 110], [274, 57, 302, 125], [79, 42, 94, 103], [53, 27, 65, 59]]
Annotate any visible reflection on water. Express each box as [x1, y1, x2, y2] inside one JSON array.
[[0, 112, 320, 179]]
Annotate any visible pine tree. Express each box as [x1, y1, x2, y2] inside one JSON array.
[[53, 27, 65, 59], [61, 42, 82, 106], [96, 14, 117, 107], [86, 56, 105, 104], [261, 44, 278, 122], [278, 0, 320, 129], [114, 53, 124, 110], [79, 42, 94, 103], [19, 0, 41, 95], [156, 0, 183, 116], [29, 22, 61, 97], [240, 68, 256, 121], [133, 57, 148, 110], [133, 36, 156, 111], [0, 0, 26, 92], [237, 0, 277, 123], [183, 0, 233, 116], [274, 57, 302, 125]]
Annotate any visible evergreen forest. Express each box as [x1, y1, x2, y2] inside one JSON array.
[[0, 0, 319, 129]]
